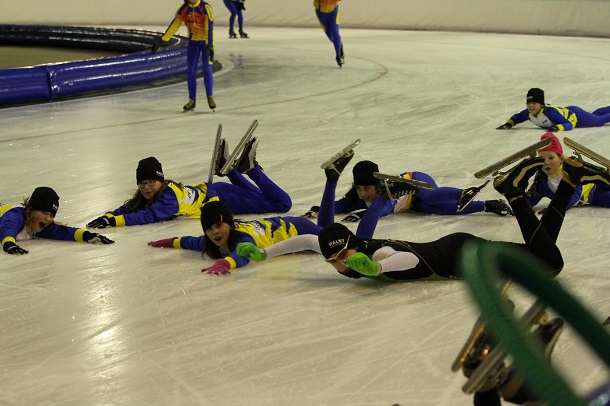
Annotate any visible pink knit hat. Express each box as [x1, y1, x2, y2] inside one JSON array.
[[538, 132, 563, 155]]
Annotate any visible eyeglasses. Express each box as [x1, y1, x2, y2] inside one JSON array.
[[137, 180, 158, 189]]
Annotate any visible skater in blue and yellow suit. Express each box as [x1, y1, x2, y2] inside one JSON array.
[[1, 187, 113, 255], [314, 0, 344, 67], [86, 152, 291, 229], [148, 200, 322, 274], [223, 0, 248, 38], [527, 132, 610, 212], [497, 88, 610, 132], [152, 0, 216, 112]]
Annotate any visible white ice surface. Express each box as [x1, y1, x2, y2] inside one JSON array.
[[1, 27, 609, 405]]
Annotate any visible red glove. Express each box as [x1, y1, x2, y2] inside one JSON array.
[[202, 259, 231, 275], [148, 237, 177, 248]]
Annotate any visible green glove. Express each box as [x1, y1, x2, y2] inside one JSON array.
[[236, 242, 267, 262], [345, 252, 380, 276]]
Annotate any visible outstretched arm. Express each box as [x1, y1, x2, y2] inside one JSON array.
[[237, 234, 321, 262]]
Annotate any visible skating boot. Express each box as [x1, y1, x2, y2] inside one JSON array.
[[302, 205, 320, 219], [214, 139, 230, 177], [235, 137, 259, 173], [239, 29, 249, 38], [492, 157, 543, 197], [182, 99, 196, 112], [484, 200, 514, 216], [497, 318, 565, 404], [381, 179, 418, 200], [207, 95, 216, 111], [229, 29, 237, 39], [457, 180, 489, 212], [325, 150, 355, 182], [562, 156, 610, 188], [336, 53, 344, 68]]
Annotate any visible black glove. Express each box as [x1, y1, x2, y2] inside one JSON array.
[[207, 44, 214, 62], [3, 241, 29, 255], [83, 231, 115, 245], [151, 39, 167, 54], [342, 210, 366, 223], [302, 205, 319, 219], [496, 123, 513, 130], [548, 126, 559, 132], [87, 216, 116, 229], [238, 1, 246, 10]]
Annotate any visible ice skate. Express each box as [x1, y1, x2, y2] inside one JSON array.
[[302, 205, 320, 219], [457, 180, 489, 212], [235, 137, 259, 173], [484, 200, 514, 216], [321, 139, 361, 170], [219, 119, 259, 175], [373, 172, 434, 200], [207, 96, 216, 111], [497, 318, 565, 404], [492, 157, 544, 197], [229, 29, 237, 39], [336, 55, 344, 68], [239, 29, 249, 38], [564, 137, 610, 170], [182, 99, 196, 112], [214, 139, 230, 177], [207, 124, 223, 182], [474, 138, 551, 179], [461, 299, 548, 395], [324, 150, 355, 182], [561, 139, 610, 188]]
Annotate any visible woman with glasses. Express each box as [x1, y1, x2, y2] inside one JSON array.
[[86, 144, 291, 228]]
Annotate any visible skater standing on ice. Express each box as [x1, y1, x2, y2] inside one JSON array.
[[223, 0, 248, 39], [303, 155, 513, 239], [148, 200, 322, 275], [239, 146, 610, 281], [86, 140, 292, 229], [151, 0, 216, 112], [527, 132, 610, 212], [314, 0, 344, 67], [496, 88, 610, 132], [1, 187, 114, 255]]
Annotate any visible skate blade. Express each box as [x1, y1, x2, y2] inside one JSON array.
[[564, 137, 610, 171], [321, 139, 361, 170], [457, 180, 490, 213], [373, 172, 434, 190], [474, 138, 551, 179], [219, 119, 259, 175], [462, 298, 547, 394], [452, 280, 511, 371], [207, 124, 223, 183]]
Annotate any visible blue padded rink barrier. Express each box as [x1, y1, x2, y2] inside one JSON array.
[[1, 25, 610, 405]]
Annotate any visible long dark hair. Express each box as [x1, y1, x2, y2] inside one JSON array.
[[342, 183, 385, 204], [122, 180, 183, 212]]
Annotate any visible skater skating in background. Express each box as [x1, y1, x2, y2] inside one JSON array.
[[496, 88, 610, 132], [240, 146, 610, 281], [1, 187, 114, 255], [314, 0, 344, 67], [151, 0, 216, 112], [223, 0, 248, 38], [86, 140, 292, 229], [527, 132, 610, 212], [148, 201, 322, 275], [304, 157, 513, 239]]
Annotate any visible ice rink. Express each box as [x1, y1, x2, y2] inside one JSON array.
[[1, 27, 610, 405]]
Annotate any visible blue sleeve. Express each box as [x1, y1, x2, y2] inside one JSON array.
[[179, 235, 205, 251], [225, 233, 256, 268], [0, 207, 25, 244], [356, 195, 389, 239], [334, 197, 366, 214], [121, 189, 180, 226], [509, 109, 530, 125], [545, 108, 574, 131], [36, 223, 82, 241]]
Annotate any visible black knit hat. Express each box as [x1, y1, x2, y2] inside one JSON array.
[[352, 160, 380, 186], [28, 186, 60, 216], [318, 223, 359, 259], [201, 201, 235, 230], [136, 157, 164, 184], [527, 88, 545, 105]]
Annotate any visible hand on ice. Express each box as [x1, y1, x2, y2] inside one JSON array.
[[496, 123, 513, 130], [83, 232, 115, 244], [3, 241, 29, 255], [236, 242, 267, 262], [87, 216, 116, 229], [203, 259, 231, 275], [148, 237, 177, 248], [344, 252, 380, 276]]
